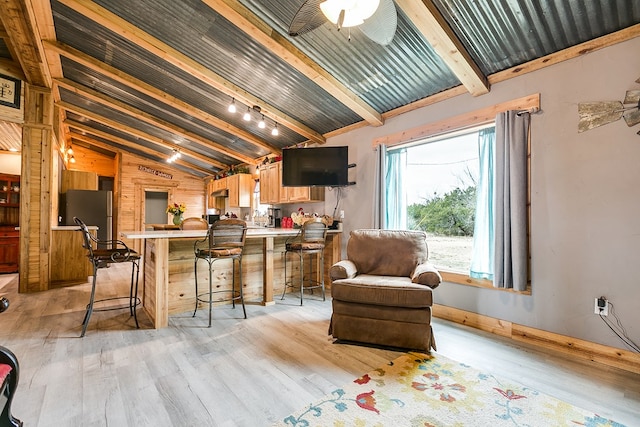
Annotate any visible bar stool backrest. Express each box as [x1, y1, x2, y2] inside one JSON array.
[[208, 218, 247, 249], [301, 220, 328, 244], [181, 217, 209, 230], [75, 216, 97, 259]]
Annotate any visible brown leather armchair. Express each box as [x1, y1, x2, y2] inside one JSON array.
[[329, 229, 441, 351]]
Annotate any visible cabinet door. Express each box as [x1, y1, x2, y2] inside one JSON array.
[[259, 164, 279, 204], [228, 175, 239, 207], [287, 186, 311, 202], [237, 174, 253, 207], [259, 167, 270, 204], [0, 233, 19, 273], [278, 162, 288, 203]]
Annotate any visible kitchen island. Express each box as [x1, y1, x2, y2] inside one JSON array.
[[121, 227, 341, 328]]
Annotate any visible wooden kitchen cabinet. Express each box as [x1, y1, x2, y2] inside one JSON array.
[[259, 163, 279, 204], [259, 163, 324, 204], [0, 174, 20, 207], [50, 228, 93, 286], [227, 174, 253, 208], [0, 225, 19, 273]]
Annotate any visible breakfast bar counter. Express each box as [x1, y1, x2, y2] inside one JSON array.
[[121, 227, 341, 328]]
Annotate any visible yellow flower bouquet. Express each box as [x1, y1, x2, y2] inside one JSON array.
[[166, 202, 186, 215]]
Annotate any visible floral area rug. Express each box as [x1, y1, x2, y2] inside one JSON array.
[[274, 352, 625, 427]]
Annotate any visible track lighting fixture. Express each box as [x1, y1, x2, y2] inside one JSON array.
[[228, 98, 237, 113], [167, 149, 181, 163], [258, 115, 266, 129], [271, 123, 279, 136], [243, 107, 251, 121]]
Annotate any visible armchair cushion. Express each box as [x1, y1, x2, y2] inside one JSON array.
[[411, 263, 442, 289], [346, 229, 429, 277], [329, 260, 358, 280]]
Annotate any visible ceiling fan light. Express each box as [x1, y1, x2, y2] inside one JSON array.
[[320, 0, 379, 28], [228, 98, 237, 113]]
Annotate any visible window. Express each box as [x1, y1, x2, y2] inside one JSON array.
[[386, 125, 494, 279], [377, 96, 537, 293]]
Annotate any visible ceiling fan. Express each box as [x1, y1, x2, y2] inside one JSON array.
[[288, 0, 398, 46], [578, 77, 640, 133]]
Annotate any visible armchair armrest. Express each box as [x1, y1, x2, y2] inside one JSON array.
[[411, 263, 442, 289], [330, 260, 358, 281]]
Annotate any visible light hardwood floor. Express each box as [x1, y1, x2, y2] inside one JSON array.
[[0, 265, 639, 426]]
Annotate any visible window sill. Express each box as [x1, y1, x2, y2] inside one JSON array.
[[440, 271, 532, 295]]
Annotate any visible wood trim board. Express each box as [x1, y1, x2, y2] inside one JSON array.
[[433, 303, 640, 375]]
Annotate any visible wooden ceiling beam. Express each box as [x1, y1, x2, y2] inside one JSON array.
[[69, 132, 213, 177], [0, 58, 26, 80], [202, 0, 384, 127], [58, 0, 326, 145], [0, 0, 51, 87], [43, 40, 281, 156], [54, 77, 255, 165], [58, 104, 226, 171], [396, 0, 489, 97]]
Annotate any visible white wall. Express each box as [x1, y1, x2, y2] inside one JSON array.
[[323, 37, 640, 349], [0, 152, 21, 175]]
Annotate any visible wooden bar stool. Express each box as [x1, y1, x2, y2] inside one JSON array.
[[193, 219, 247, 326], [282, 220, 327, 305], [74, 217, 141, 337]]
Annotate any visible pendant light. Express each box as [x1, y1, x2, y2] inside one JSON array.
[[243, 107, 251, 121]]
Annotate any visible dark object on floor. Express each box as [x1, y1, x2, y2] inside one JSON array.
[[329, 229, 442, 352], [0, 345, 22, 427], [0, 298, 8, 313]]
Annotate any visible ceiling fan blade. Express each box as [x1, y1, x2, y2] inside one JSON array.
[[623, 90, 640, 104], [623, 108, 640, 127], [289, 0, 326, 36], [359, 0, 397, 45], [578, 101, 624, 132]]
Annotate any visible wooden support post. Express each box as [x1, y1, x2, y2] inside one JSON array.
[[19, 85, 54, 293]]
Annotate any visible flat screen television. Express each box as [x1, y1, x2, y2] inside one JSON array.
[[282, 146, 349, 187]]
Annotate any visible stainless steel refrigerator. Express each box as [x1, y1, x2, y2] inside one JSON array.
[[62, 189, 112, 247]]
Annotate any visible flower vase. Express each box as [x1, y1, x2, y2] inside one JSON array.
[[172, 214, 183, 226]]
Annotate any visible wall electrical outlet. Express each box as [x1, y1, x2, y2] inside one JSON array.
[[594, 297, 609, 316]]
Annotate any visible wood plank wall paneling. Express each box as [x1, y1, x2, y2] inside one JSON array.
[[65, 145, 116, 178], [118, 152, 206, 251], [165, 237, 293, 313]]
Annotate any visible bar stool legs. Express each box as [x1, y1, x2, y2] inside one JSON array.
[[193, 256, 247, 327], [282, 248, 326, 305], [80, 259, 140, 338]]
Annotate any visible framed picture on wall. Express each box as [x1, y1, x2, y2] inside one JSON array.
[[0, 74, 21, 109]]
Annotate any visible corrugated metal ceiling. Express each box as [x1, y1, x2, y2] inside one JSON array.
[[2, 0, 638, 178]]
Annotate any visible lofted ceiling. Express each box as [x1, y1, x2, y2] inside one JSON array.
[[0, 0, 639, 177]]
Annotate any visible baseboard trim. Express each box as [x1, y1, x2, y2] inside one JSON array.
[[433, 304, 640, 375]]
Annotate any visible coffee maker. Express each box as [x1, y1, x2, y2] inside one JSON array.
[[267, 207, 281, 228]]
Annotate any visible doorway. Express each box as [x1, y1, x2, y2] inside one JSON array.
[[145, 191, 169, 227]]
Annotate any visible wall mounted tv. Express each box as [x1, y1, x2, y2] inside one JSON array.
[[282, 146, 350, 187]]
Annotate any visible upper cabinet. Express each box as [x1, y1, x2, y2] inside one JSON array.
[[227, 174, 253, 208], [259, 163, 324, 204], [260, 163, 280, 204], [207, 174, 253, 208], [0, 174, 20, 207]]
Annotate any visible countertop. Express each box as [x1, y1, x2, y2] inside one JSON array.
[[121, 227, 341, 239]]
